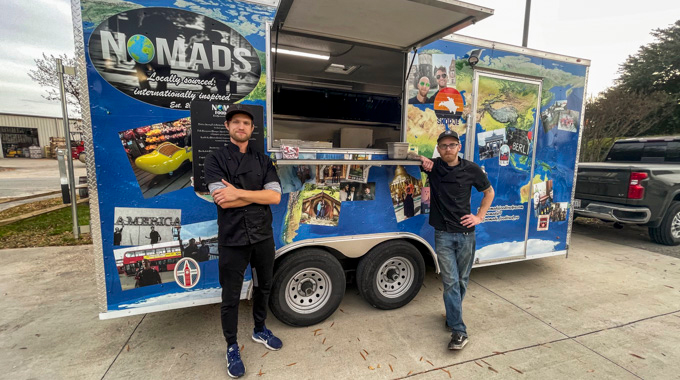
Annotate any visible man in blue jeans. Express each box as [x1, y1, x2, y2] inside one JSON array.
[[419, 130, 494, 350]]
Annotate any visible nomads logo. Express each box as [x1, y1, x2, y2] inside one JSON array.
[[89, 8, 262, 109], [211, 104, 229, 116]]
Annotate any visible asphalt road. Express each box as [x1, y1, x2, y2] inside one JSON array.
[[0, 158, 88, 201]]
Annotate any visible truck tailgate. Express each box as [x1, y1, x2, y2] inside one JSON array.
[[576, 164, 631, 199]]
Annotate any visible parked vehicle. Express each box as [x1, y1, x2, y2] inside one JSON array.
[[575, 136, 680, 245]]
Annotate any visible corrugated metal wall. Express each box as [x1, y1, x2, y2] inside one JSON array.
[[0, 113, 78, 148]]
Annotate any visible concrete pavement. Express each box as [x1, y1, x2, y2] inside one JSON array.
[[1, 233, 679, 379]]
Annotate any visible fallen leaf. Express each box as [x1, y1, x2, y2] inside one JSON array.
[[664, 285, 674, 289], [322, 337, 326, 344], [426, 360, 434, 367], [377, 364, 381, 368], [360, 352, 366, 361], [510, 366, 523, 374], [389, 354, 397, 359], [587, 369, 595, 373], [330, 322, 335, 328], [441, 368, 452, 378], [325, 346, 333, 352], [422, 283, 427, 288], [357, 337, 360, 342], [261, 352, 269, 358], [488, 366, 498, 373], [475, 361, 483, 368], [389, 364, 393, 372], [368, 366, 375, 370], [126, 345, 130, 352], [339, 308, 345, 313], [363, 349, 369, 356], [629, 353, 645, 359], [407, 371, 413, 376], [257, 369, 265, 376], [313, 329, 322, 336], [419, 356, 423, 362], [481, 359, 491, 366], [241, 345, 245, 352], [286, 363, 297, 367]]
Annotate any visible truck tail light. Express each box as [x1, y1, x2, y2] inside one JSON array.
[[627, 172, 648, 199]]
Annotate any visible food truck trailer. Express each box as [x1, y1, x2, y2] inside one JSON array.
[[73, 0, 589, 326]]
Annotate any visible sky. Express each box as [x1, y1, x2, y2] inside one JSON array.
[[0, 0, 678, 118]]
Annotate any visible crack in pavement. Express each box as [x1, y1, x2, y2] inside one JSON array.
[[101, 314, 146, 380]]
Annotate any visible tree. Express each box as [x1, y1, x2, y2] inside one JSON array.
[[580, 86, 674, 162], [28, 53, 81, 117], [616, 20, 680, 135]]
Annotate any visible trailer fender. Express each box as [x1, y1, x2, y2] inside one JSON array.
[[275, 232, 440, 273]]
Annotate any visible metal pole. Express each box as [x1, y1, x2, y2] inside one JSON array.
[[522, 0, 531, 47], [56, 58, 80, 239]]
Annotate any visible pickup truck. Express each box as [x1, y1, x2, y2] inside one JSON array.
[[574, 136, 680, 246]]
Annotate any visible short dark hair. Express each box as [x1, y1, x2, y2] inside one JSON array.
[[435, 66, 446, 74]]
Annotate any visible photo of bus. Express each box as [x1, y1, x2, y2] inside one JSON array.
[[121, 242, 183, 276]]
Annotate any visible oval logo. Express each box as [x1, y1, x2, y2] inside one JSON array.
[[88, 8, 262, 109]]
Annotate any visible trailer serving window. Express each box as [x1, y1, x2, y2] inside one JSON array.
[[266, 0, 493, 153]]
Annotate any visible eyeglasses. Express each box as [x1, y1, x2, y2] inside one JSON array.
[[438, 143, 460, 150], [419, 81, 431, 87], [436, 73, 447, 79]]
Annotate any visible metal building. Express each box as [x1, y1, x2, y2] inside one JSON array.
[[0, 113, 82, 159]]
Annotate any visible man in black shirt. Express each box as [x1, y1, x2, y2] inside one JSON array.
[[181, 238, 200, 261], [146, 226, 161, 245], [419, 130, 494, 351], [137, 259, 162, 287], [113, 226, 124, 246], [427, 66, 449, 103], [203, 106, 282, 378]]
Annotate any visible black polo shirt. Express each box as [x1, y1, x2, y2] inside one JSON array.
[[426, 157, 490, 233], [203, 142, 280, 246]]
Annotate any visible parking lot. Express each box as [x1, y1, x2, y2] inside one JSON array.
[[1, 229, 678, 379]]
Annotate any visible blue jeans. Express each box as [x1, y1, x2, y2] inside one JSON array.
[[435, 229, 476, 335]]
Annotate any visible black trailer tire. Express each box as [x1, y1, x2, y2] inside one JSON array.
[[270, 249, 345, 327], [649, 201, 680, 246], [356, 240, 425, 310]]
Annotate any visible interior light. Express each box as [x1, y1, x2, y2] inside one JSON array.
[[271, 48, 330, 60]]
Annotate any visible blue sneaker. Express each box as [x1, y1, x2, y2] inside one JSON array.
[[252, 326, 283, 350], [226, 343, 245, 378]]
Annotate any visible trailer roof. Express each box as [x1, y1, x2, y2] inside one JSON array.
[[273, 0, 493, 51]]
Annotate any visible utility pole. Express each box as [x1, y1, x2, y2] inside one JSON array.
[[522, 0, 531, 47], [56, 58, 79, 239]]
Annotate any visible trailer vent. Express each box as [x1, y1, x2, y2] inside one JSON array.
[[325, 63, 360, 75]]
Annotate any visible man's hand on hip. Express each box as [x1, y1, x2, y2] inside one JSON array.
[[460, 214, 483, 227]]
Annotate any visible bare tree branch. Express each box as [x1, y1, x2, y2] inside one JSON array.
[[27, 52, 81, 117]]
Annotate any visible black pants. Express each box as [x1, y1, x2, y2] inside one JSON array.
[[219, 237, 275, 345]]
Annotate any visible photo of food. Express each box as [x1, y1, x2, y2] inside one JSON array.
[[119, 117, 192, 198]]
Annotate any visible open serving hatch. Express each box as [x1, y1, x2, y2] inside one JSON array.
[[267, 0, 493, 152]]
